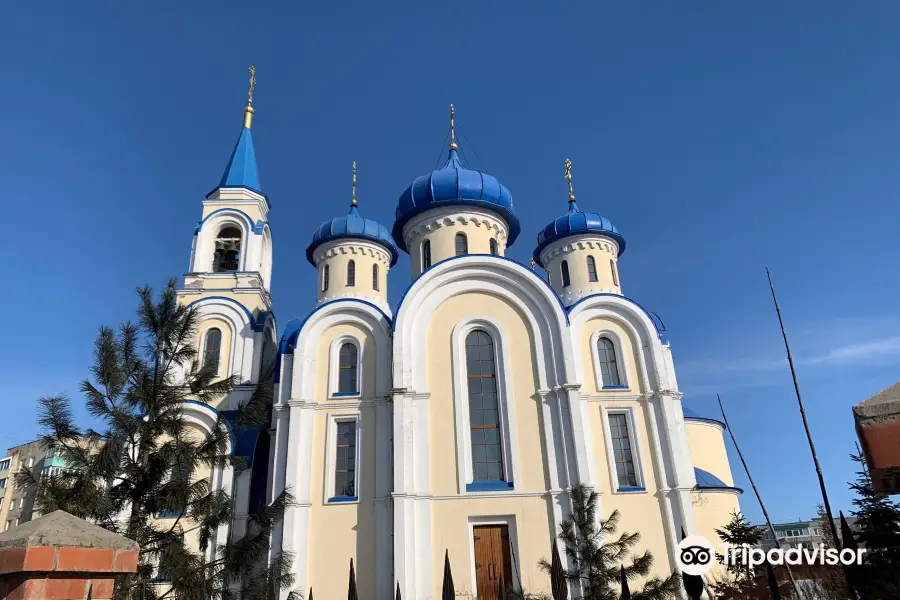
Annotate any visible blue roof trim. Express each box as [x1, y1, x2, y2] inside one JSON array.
[[694, 467, 743, 494], [392, 149, 520, 252], [683, 407, 726, 430], [183, 296, 269, 332], [220, 409, 264, 469], [180, 400, 233, 452], [277, 299, 393, 357], [565, 293, 666, 341], [195, 208, 269, 236], [392, 254, 569, 332], [533, 202, 626, 267]]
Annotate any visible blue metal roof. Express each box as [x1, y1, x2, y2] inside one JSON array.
[[217, 127, 262, 194], [533, 201, 625, 267], [683, 407, 726, 429], [392, 149, 520, 252], [306, 205, 399, 267], [694, 467, 742, 494]]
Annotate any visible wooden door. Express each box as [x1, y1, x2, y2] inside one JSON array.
[[473, 525, 513, 600]]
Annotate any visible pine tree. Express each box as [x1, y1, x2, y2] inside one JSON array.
[[707, 512, 771, 600], [814, 503, 849, 599], [16, 281, 299, 600], [848, 452, 900, 599], [540, 484, 681, 600]]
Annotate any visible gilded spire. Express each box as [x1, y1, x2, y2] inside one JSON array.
[[449, 104, 458, 151], [243, 65, 257, 129], [351, 161, 358, 207], [530, 257, 537, 271], [564, 157, 576, 204]]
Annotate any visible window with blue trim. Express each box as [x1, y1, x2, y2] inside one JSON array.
[[423, 240, 432, 269], [609, 413, 638, 488], [587, 256, 598, 282], [597, 337, 621, 387], [347, 260, 356, 287], [334, 421, 357, 498], [203, 328, 222, 374], [212, 226, 241, 272], [455, 233, 468, 256], [466, 330, 505, 482], [338, 343, 358, 394], [561, 260, 571, 287]]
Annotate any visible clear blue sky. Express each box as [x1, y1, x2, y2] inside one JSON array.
[[3, 2, 899, 525]]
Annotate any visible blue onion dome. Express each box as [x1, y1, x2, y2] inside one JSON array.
[[306, 203, 399, 267], [392, 112, 521, 252], [532, 159, 626, 268]]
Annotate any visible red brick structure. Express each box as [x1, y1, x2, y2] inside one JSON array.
[[854, 382, 900, 496], [0, 510, 138, 599]]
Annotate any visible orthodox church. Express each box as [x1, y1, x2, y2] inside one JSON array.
[[176, 71, 742, 600]]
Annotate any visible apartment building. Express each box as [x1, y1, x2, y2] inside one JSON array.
[[758, 516, 858, 550], [0, 440, 69, 531]]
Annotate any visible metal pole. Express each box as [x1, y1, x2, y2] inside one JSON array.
[[766, 268, 862, 599], [717, 394, 803, 599]]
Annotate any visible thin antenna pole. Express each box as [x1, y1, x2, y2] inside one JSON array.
[[717, 393, 803, 599], [766, 269, 845, 554]]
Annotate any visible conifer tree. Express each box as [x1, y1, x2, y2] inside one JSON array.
[[16, 281, 299, 600], [814, 503, 849, 599], [540, 484, 680, 600], [707, 511, 768, 599], [848, 453, 900, 599]]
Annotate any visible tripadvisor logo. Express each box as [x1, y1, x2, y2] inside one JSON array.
[[678, 535, 867, 575]]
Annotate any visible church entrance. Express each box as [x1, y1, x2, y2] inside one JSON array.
[[473, 525, 513, 600]]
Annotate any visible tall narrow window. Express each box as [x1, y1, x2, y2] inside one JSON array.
[[587, 256, 598, 282], [611, 260, 619, 286], [337, 343, 358, 394], [372, 264, 379, 291], [561, 260, 571, 287], [422, 240, 432, 270], [322, 264, 330, 292], [203, 328, 222, 374], [609, 413, 638, 488], [212, 226, 242, 272], [466, 330, 504, 481], [455, 233, 468, 256], [334, 421, 357, 498], [597, 337, 621, 387], [490, 238, 498, 255], [346, 260, 356, 287]]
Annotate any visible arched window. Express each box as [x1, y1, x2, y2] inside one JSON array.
[[587, 256, 598, 282], [422, 240, 432, 269], [611, 259, 619, 286], [455, 233, 468, 256], [489, 238, 498, 255], [203, 328, 222, 374], [597, 337, 621, 387], [338, 343, 358, 394], [346, 260, 356, 287], [212, 226, 242, 272], [561, 260, 571, 287], [322, 264, 330, 292], [466, 330, 504, 482], [372, 264, 379, 291]]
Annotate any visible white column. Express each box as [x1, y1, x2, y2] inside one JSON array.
[[375, 397, 393, 600], [279, 402, 315, 600]]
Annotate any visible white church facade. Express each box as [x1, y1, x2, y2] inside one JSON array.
[[176, 76, 742, 600]]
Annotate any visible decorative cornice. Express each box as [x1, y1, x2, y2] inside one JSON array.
[[648, 390, 685, 402], [314, 239, 392, 267], [285, 397, 389, 409], [540, 235, 619, 266], [403, 207, 509, 247]]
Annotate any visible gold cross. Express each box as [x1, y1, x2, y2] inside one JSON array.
[[565, 157, 575, 203], [449, 104, 458, 151], [351, 161, 358, 207], [247, 65, 257, 106]]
